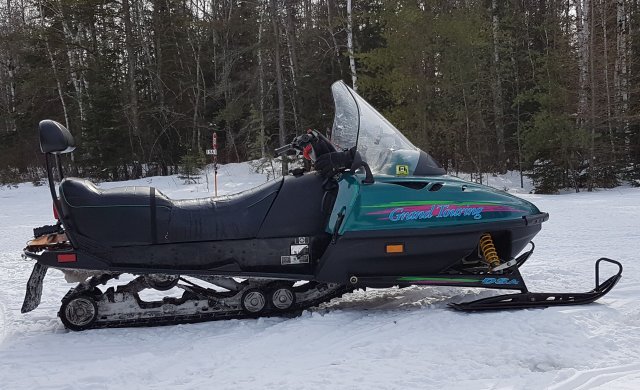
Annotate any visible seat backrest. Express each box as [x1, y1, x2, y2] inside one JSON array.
[[39, 120, 75, 154]]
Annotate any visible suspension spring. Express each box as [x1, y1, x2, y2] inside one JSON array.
[[479, 233, 500, 269]]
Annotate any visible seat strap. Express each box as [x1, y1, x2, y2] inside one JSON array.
[[150, 187, 157, 244]]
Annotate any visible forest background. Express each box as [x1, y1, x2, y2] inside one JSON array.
[[0, 0, 638, 193]]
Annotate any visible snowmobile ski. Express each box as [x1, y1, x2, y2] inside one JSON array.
[[449, 258, 622, 311]]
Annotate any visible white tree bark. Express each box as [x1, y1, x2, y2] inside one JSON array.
[[270, 0, 287, 174], [58, 9, 88, 134], [5, 61, 17, 133], [39, 0, 70, 131], [7, 67, 16, 132], [601, 0, 615, 153], [4, 0, 17, 132], [491, 0, 505, 171], [347, 0, 357, 91], [510, 45, 523, 188], [326, 0, 340, 59], [283, 0, 300, 130], [122, 0, 144, 176], [588, 0, 596, 191], [577, 0, 590, 128], [257, 0, 266, 158], [614, 0, 629, 138]]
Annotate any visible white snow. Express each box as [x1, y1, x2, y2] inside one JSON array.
[[455, 170, 535, 194], [1, 164, 639, 389]]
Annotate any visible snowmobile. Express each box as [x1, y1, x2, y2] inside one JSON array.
[[22, 81, 622, 331]]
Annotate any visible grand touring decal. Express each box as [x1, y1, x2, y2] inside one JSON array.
[[389, 205, 484, 221], [366, 202, 523, 222]]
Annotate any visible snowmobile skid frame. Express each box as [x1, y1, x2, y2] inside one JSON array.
[[24, 262, 351, 331], [58, 278, 350, 331]]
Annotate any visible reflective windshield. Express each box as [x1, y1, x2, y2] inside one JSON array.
[[330, 81, 420, 175], [330, 82, 360, 150]]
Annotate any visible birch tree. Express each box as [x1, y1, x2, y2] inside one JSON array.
[[347, 0, 357, 90], [490, 0, 505, 172]]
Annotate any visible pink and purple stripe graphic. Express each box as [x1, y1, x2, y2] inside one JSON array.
[[366, 202, 523, 221]]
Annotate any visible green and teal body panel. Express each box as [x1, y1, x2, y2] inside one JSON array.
[[316, 172, 546, 283], [327, 173, 541, 235]]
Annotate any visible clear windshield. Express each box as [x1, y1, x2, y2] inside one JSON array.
[[330, 81, 419, 175]]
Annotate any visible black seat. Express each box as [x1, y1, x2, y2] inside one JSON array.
[[59, 178, 283, 246]]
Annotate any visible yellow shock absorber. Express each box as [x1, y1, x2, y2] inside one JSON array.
[[479, 233, 500, 268]]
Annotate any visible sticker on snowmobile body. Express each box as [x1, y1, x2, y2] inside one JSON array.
[[366, 203, 524, 223], [481, 277, 520, 285], [395, 165, 409, 176], [281, 255, 310, 265], [295, 237, 309, 245], [290, 245, 309, 255], [387, 205, 484, 221]]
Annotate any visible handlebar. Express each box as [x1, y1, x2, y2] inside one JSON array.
[[274, 143, 295, 155], [274, 132, 318, 156]]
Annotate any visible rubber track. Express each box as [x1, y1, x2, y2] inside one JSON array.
[[61, 285, 353, 330]]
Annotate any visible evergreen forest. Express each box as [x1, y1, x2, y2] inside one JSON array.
[[0, 0, 638, 193]]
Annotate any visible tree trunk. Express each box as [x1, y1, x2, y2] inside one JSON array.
[[57, 1, 88, 136], [460, 69, 479, 179], [39, 0, 70, 131], [347, 0, 357, 90], [221, 1, 239, 163], [326, 0, 341, 66], [577, 0, 590, 132], [490, 0, 505, 172], [271, 0, 288, 175], [284, 0, 300, 131], [615, 0, 629, 143], [123, 0, 142, 178], [5, 0, 17, 133], [602, 0, 615, 157], [257, 1, 267, 158], [510, 45, 523, 188], [588, 0, 596, 191]]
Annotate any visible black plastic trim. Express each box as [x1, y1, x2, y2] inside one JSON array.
[[524, 212, 549, 226]]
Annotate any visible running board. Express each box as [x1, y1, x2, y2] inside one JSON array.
[[450, 258, 623, 311]]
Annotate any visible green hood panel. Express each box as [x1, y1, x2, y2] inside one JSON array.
[[328, 174, 540, 235]]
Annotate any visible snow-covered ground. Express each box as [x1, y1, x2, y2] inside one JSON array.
[[455, 170, 535, 194], [1, 164, 639, 389]]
